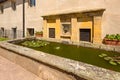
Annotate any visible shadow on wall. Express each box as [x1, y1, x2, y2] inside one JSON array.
[[0, 0, 7, 3]]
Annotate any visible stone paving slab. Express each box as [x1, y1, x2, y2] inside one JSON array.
[[0, 54, 43, 80]]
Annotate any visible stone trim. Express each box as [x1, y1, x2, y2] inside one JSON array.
[[40, 38, 120, 53], [41, 8, 105, 17]]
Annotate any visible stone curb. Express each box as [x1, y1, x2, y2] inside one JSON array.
[[0, 41, 120, 80]]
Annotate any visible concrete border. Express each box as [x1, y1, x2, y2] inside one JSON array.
[[0, 39, 120, 80]]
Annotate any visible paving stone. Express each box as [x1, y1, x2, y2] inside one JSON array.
[[0, 55, 43, 80]]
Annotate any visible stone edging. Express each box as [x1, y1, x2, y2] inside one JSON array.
[[40, 38, 120, 53], [0, 41, 120, 80]]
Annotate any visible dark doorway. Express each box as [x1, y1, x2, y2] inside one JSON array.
[[49, 28, 55, 38], [12, 28, 17, 39], [27, 28, 34, 36], [1, 27, 4, 37], [80, 29, 91, 42]]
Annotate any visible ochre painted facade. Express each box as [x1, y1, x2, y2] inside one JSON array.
[[43, 11, 103, 43]]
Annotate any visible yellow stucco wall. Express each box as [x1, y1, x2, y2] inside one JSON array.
[[71, 17, 78, 42], [44, 12, 102, 43], [93, 16, 102, 43], [56, 18, 61, 39], [43, 18, 47, 38], [44, 18, 61, 39]]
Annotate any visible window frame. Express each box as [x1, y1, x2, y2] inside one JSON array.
[[28, 0, 36, 7], [61, 23, 71, 36]]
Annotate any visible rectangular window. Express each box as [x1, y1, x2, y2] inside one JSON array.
[[11, 1, 16, 10], [61, 24, 71, 35], [0, 27, 4, 37], [29, 0, 36, 7], [49, 28, 55, 38], [12, 28, 17, 39], [60, 18, 71, 37], [80, 29, 91, 42], [0, 5, 4, 13], [27, 28, 34, 36]]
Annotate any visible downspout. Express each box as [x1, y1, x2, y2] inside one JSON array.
[[23, 0, 25, 37]]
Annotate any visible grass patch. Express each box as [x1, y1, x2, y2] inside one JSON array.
[[0, 37, 8, 41]]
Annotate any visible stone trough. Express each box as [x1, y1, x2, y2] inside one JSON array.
[[0, 38, 120, 80]]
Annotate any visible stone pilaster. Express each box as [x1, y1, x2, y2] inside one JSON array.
[[43, 18, 47, 38], [56, 18, 61, 40], [71, 17, 79, 42], [93, 16, 102, 44]]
